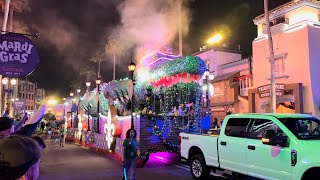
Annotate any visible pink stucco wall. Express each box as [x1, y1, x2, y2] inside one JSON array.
[[252, 24, 320, 115]]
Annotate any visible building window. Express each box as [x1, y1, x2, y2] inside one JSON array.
[[262, 15, 288, 29], [274, 58, 285, 77]]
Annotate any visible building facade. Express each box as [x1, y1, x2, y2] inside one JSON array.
[[19, 80, 45, 112], [250, 0, 320, 116], [194, 47, 252, 124]]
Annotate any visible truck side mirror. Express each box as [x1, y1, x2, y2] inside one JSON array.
[[262, 130, 287, 147], [262, 130, 276, 145]]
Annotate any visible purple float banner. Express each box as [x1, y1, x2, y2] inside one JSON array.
[[0, 33, 39, 78]]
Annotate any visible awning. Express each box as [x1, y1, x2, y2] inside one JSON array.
[[212, 71, 240, 83]]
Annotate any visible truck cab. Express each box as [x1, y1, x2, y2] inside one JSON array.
[[180, 113, 320, 180]]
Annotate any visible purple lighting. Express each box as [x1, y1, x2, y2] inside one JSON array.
[[145, 152, 180, 168]]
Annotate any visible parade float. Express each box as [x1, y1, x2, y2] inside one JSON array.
[[70, 47, 210, 167]]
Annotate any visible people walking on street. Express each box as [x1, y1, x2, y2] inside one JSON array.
[[40, 120, 46, 133], [122, 128, 139, 180], [50, 120, 57, 138], [59, 123, 67, 147]]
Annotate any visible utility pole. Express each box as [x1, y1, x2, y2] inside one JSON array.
[[113, 50, 116, 80], [264, 0, 276, 113], [1, 0, 10, 34], [178, 0, 182, 56]]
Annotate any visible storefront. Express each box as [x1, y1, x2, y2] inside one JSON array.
[[209, 71, 242, 125], [248, 83, 304, 113]]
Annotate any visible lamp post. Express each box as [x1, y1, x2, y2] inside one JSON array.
[[96, 77, 102, 133], [76, 88, 81, 127], [86, 82, 91, 131], [63, 98, 66, 122], [70, 92, 74, 127], [205, 69, 210, 113], [2, 78, 16, 116], [128, 60, 136, 129], [202, 67, 214, 113]]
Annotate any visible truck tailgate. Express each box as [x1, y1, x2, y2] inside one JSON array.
[[180, 133, 219, 167]]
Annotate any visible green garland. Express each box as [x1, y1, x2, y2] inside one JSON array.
[[150, 56, 206, 80]]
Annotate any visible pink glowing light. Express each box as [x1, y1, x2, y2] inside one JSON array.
[[142, 52, 182, 66]]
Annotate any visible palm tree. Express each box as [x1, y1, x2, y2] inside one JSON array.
[[105, 39, 121, 80], [1, 0, 11, 33], [80, 65, 96, 82], [0, 0, 30, 32], [90, 49, 107, 78]]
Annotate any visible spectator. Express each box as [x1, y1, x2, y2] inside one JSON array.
[[0, 135, 42, 180], [2, 109, 10, 118], [14, 112, 28, 132], [14, 105, 47, 137], [32, 136, 46, 152], [212, 118, 220, 129], [0, 117, 14, 138]]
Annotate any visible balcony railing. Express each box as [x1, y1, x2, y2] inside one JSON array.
[[239, 74, 253, 97]]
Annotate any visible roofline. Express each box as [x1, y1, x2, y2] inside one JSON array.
[[221, 57, 251, 67], [192, 46, 241, 56], [253, 0, 320, 25]]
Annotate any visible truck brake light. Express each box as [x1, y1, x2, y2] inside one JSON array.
[[178, 135, 181, 144]]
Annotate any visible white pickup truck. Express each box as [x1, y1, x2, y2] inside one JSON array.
[[179, 113, 320, 180]]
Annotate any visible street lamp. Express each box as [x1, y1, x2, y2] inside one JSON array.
[[86, 82, 91, 131], [206, 34, 222, 45], [70, 92, 74, 127], [96, 77, 102, 133], [62, 98, 66, 122], [2, 78, 17, 116], [76, 88, 81, 127], [128, 60, 136, 129]]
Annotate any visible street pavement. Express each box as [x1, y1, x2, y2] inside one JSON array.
[[38, 135, 197, 180], [37, 134, 262, 180]]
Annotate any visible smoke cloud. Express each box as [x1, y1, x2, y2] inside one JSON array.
[[109, 0, 191, 64]]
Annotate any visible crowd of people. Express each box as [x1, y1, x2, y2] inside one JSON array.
[[0, 104, 47, 180]]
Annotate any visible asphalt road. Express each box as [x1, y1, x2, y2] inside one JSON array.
[[38, 135, 197, 180]]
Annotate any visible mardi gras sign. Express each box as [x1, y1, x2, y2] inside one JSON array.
[[0, 33, 39, 78]]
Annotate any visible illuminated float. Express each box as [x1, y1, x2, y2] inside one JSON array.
[[77, 46, 208, 167]]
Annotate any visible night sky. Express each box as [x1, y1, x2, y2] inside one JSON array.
[[10, 0, 291, 97]]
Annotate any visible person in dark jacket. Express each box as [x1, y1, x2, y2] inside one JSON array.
[[212, 118, 220, 129], [123, 129, 139, 180]]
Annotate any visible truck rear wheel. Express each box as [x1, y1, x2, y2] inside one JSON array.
[[190, 154, 210, 180]]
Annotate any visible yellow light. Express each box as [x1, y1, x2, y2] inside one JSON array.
[[262, 138, 270, 143], [48, 99, 57, 105], [206, 34, 222, 45]]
